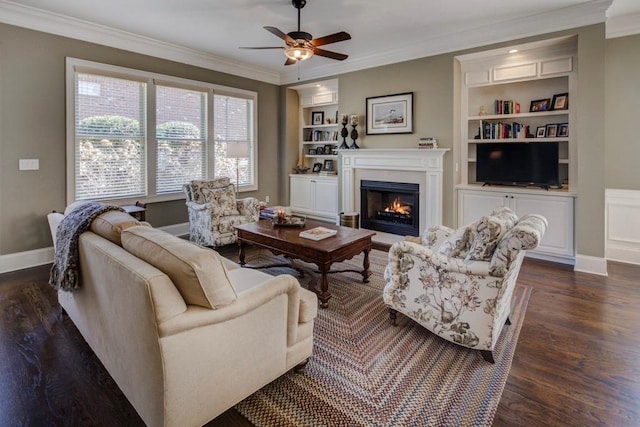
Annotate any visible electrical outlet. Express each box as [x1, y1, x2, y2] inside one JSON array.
[[265, 195, 270, 203], [19, 159, 39, 170]]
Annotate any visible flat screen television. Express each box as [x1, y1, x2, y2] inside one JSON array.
[[476, 142, 560, 189]]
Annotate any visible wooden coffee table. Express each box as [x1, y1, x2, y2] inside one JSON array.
[[234, 219, 376, 308]]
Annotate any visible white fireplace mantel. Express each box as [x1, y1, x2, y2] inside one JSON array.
[[339, 148, 449, 232]]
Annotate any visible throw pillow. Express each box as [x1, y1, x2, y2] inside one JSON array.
[[465, 215, 511, 261], [200, 185, 240, 216], [437, 225, 474, 258], [121, 226, 238, 309]]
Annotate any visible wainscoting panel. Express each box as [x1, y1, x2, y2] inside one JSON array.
[[605, 189, 640, 265]]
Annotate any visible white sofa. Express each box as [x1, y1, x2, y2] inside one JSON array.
[[48, 207, 317, 426]]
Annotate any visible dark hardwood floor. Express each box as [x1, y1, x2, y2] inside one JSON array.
[[1, 256, 639, 426]]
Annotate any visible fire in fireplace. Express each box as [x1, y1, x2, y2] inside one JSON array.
[[360, 180, 420, 236]]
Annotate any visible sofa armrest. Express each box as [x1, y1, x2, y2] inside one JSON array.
[[158, 274, 315, 347]]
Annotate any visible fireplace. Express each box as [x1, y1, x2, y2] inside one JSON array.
[[360, 180, 420, 236]]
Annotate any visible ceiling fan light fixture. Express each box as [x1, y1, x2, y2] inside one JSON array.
[[284, 45, 313, 61]]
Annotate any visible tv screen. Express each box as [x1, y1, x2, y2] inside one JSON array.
[[476, 142, 560, 188]]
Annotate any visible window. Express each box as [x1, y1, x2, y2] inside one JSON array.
[[214, 94, 255, 188], [66, 58, 258, 204]]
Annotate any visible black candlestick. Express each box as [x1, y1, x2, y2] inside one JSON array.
[[349, 124, 359, 149], [339, 123, 349, 149]]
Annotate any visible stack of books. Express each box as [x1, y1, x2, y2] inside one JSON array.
[[260, 206, 288, 219], [318, 170, 337, 176], [299, 227, 338, 241]]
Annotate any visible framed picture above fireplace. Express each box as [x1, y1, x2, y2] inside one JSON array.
[[366, 92, 413, 135]]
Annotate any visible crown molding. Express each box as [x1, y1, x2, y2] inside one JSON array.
[[0, 0, 612, 86], [280, 0, 612, 84], [606, 12, 640, 38], [0, 0, 281, 85]]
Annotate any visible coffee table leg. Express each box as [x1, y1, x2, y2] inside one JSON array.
[[362, 248, 372, 283], [316, 263, 331, 309], [238, 241, 246, 266]]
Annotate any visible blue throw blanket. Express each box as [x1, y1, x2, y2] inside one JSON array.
[[49, 202, 124, 291]]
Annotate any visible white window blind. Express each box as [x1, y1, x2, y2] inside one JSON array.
[[74, 73, 146, 201], [214, 94, 255, 188], [156, 85, 207, 193]]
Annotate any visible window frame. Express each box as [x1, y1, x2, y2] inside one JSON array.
[[65, 57, 258, 205]]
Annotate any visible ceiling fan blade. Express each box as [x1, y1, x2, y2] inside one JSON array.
[[284, 58, 297, 66], [264, 26, 296, 44], [310, 31, 351, 47], [239, 46, 284, 50], [312, 47, 348, 61]]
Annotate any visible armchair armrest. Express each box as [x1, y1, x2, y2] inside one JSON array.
[[236, 197, 260, 220]]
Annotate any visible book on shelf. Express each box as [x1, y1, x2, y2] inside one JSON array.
[[299, 226, 338, 241], [318, 170, 337, 175]]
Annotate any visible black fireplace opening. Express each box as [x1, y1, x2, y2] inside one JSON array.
[[360, 180, 420, 236]]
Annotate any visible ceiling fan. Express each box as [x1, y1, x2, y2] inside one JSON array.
[[240, 0, 351, 66]]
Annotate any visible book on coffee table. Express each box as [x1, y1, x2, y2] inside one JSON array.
[[299, 226, 338, 241]]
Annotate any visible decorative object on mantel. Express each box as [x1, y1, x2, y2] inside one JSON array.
[[418, 137, 438, 149], [366, 92, 413, 135], [349, 114, 360, 149], [339, 113, 349, 149]]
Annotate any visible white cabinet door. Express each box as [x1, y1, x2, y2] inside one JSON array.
[[289, 176, 312, 213], [458, 190, 507, 225], [458, 188, 575, 261], [313, 179, 338, 219], [511, 193, 574, 257]]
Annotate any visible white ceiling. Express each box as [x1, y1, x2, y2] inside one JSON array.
[[1, 0, 636, 84]]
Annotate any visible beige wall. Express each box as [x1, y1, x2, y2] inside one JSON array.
[[605, 33, 640, 190], [0, 23, 280, 255], [2, 19, 630, 262], [281, 24, 608, 257]]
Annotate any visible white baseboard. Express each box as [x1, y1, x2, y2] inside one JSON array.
[[0, 222, 189, 274], [0, 247, 54, 274], [574, 254, 608, 276]]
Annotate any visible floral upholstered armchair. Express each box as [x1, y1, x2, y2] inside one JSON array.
[[183, 178, 260, 247], [383, 207, 547, 363]]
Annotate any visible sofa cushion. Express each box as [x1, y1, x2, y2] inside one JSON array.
[[90, 210, 147, 246], [201, 185, 240, 216], [121, 226, 237, 309]]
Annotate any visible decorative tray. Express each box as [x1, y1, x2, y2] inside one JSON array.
[[272, 215, 306, 227]]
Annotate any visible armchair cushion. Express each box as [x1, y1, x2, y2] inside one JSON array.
[[201, 185, 240, 216], [437, 225, 475, 258], [187, 177, 232, 204], [122, 226, 237, 309], [489, 214, 548, 276], [465, 207, 519, 262], [422, 225, 453, 248]]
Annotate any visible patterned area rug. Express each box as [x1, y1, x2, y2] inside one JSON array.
[[219, 246, 531, 427]]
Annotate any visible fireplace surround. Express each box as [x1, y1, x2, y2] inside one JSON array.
[[340, 148, 448, 235]]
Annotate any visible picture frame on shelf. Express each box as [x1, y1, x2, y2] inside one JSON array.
[[552, 93, 569, 110], [308, 148, 316, 155], [312, 162, 322, 173], [322, 159, 334, 171], [546, 124, 558, 138], [529, 98, 551, 112], [324, 144, 334, 154], [366, 92, 413, 135], [315, 146, 324, 155], [312, 111, 324, 125], [536, 126, 546, 138], [558, 123, 569, 137]]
